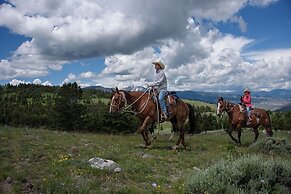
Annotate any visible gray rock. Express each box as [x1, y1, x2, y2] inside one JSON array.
[[114, 167, 122, 173], [88, 157, 121, 172]]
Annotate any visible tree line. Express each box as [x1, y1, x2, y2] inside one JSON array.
[[0, 83, 138, 133], [0, 83, 290, 133]]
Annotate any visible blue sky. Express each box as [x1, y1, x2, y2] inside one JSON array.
[[218, 0, 291, 50], [0, 0, 290, 91]]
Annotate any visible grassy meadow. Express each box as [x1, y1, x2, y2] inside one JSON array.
[[1, 126, 291, 193]]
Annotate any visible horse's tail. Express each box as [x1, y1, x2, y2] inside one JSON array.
[[186, 103, 196, 134]]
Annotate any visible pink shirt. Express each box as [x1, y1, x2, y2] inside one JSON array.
[[242, 94, 252, 107]]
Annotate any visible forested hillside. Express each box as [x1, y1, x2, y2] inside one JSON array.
[[0, 83, 290, 132], [0, 83, 139, 133]]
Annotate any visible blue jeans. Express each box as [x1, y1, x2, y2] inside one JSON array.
[[159, 90, 167, 115], [246, 106, 251, 116]]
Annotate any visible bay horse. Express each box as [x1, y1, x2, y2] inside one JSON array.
[[216, 97, 273, 145], [109, 87, 196, 149]]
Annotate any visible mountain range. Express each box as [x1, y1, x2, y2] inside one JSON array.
[[85, 86, 291, 111], [175, 89, 291, 111]]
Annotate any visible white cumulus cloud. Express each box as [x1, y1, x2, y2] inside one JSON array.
[[0, 0, 289, 91]]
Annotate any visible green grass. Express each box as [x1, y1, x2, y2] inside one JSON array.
[[91, 97, 110, 104], [0, 126, 290, 193], [183, 99, 216, 110]]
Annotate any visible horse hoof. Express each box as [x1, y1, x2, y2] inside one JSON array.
[[172, 145, 178, 150]]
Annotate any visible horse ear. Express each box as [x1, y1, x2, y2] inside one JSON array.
[[115, 87, 119, 94], [218, 96, 223, 101]]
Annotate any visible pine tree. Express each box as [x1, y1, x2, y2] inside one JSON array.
[[54, 82, 84, 131]]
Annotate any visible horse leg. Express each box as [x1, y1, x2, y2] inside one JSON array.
[[169, 118, 178, 142], [170, 122, 180, 150], [252, 126, 259, 143], [226, 125, 239, 144], [173, 123, 187, 150], [141, 131, 150, 146], [235, 123, 243, 145], [144, 127, 153, 146], [180, 127, 186, 149], [237, 128, 242, 145], [147, 123, 157, 140], [139, 116, 153, 147], [136, 123, 147, 143]]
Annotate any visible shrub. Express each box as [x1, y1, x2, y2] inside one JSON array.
[[102, 112, 139, 134], [249, 137, 291, 156], [185, 155, 291, 194]]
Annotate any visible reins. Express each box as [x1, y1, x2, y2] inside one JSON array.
[[121, 88, 151, 115], [225, 101, 235, 114], [152, 88, 161, 135], [111, 87, 163, 136], [219, 100, 235, 115]]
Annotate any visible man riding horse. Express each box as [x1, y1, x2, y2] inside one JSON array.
[[109, 60, 196, 149], [151, 60, 168, 121]]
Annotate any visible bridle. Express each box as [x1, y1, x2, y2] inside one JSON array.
[[217, 100, 235, 115], [109, 91, 127, 113], [109, 87, 164, 135]]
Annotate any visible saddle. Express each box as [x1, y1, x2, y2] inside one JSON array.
[[238, 103, 253, 113], [152, 91, 179, 120], [166, 91, 179, 107], [238, 104, 260, 123]]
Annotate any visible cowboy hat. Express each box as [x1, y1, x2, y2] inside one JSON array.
[[152, 60, 165, 70], [244, 88, 250, 93]]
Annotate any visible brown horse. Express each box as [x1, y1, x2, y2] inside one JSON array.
[[109, 87, 196, 149], [216, 97, 273, 145]]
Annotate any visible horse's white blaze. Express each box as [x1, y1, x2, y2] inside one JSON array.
[[109, 96, 115, 113], [217, 102, 221, 115]]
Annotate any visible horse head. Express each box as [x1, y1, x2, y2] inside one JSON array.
[[109, 87, 127, 113], [216, 96, 226, 116]]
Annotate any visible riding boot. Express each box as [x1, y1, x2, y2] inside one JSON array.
[[161, 113, 168, 121]]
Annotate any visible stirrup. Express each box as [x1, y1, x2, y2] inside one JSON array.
[[161, 113, 168, 121]]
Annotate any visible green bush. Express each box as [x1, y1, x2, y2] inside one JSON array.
[[185, 155, 291, 194], [250, 137, 291, 156], [102, 112, 139, 134]]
